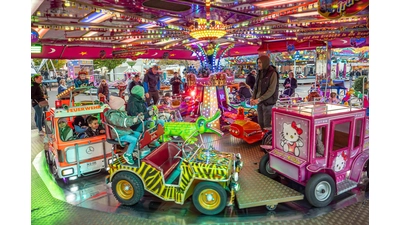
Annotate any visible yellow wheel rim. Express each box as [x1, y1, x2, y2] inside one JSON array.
[[116, 180, 134, 200], [198, 189, 221, 210]]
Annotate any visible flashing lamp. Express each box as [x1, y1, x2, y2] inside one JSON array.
[[190, 90, 196, 97], [55, 100, 62, 109]]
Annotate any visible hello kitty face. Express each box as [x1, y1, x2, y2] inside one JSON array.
[[282, 122, 303, 142], [333, 153, 347, 172]]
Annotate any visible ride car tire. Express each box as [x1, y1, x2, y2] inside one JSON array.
[[192, 181, 227, 215], [305, 173, 336, 208], [259, 153, 278, 179], [112, 172, 144, 205], [261, 131, 273, 146]]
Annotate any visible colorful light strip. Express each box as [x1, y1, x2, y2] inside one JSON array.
[[254, 0, 304, 8]]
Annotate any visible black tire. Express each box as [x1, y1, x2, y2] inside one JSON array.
[[259, 153, 278, 179], [261, 131, 273, 146], [305, 173, 336, 208], [112, 172, 144, 205], [192, 181, 227, 215], [44, 150, 52, 166], [364, 160, 369, 178]]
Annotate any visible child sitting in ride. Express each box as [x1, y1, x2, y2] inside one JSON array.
[[105, 96, 144, 165], [74, 69, 89, 88], [84, 116, 106, 137], [327, 92, 340, 104], [127, 85, 164, 146], [159, 92, 172, 107], [236, 82, 252, 102], [58, 118, 73, 142]]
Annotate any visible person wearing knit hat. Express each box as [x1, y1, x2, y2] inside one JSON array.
[[127, 85, 148, 118], [250, 55, 279, 130], [58, 118, 73, 142], [127, 85, 163, 148], [104, 96, 144, 165]]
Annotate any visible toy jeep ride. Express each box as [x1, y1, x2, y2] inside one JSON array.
[[103, 124, 243, 216], [259, 101, 369, 207], [44, 86, 114, 183]]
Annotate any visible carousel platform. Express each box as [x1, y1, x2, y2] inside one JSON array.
[[31, 130, 369, 225]]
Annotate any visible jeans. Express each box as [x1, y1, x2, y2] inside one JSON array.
[[33, 104, 43, 132], [119, 131, 141, 155], [257, 103, 274, 129]]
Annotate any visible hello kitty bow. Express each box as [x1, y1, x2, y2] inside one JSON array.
[[291, 121, 303, 135]]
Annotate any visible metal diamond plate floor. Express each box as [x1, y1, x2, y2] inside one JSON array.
[[31, 130, 369, 225]]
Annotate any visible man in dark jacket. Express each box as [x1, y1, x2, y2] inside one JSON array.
[[169, 72, 182, 95], [250, 55, 279, 130], [245, 70, 256, 90], [143, 65, 161, 106]]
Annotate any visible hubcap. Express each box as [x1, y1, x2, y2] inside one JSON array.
[[198, 189, 221, 210], [314, 181, 331, 201], [116, 180, 134, 200], [266, 162, 276, 175]]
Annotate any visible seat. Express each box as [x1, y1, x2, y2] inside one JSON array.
[[102, 108, 125, 147]]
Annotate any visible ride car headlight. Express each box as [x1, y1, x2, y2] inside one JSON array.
[[62, 168, 74, 176], [232, 172, 239, 182]]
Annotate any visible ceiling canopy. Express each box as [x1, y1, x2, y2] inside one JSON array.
[[31, 0, 369, 59]]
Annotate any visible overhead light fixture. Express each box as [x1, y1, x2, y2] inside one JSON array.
[[136, 24, 157, 29], [82, 31, 98, 37], [290, 11, 320, 17], [31, 44, 42, 53], [155, 39, 180, 45], [158, 16, 180, 23], [120, 38, 140, 43], [189, 18, 226, 41], [79, 11, 113, 23], [254, 0, 304, 8]]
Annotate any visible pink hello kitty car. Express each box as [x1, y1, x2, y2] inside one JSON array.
[[259, 102, 369, 208]]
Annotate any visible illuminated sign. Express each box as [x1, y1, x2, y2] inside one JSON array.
[[31, 44, 42, 54], [67, 105, 101, 113], [318, 0, 369, 19]]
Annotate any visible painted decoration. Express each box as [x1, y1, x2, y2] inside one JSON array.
[[318, 0, 369, 19], [31, 29, 39, 43], [275, 114, 309, 159], [350, 38, 367, 48]]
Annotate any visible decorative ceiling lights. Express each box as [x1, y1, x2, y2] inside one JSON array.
[[189, 18, 226, 40]]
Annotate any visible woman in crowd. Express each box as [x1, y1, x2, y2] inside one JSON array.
[[31, 74, 47, 136], [97, 79, 110, 102], [58, 79, 68, 94]]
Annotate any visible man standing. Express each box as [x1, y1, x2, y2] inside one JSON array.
[[143, 65, 161, 106], [250, 55, 279, 130], [169, 72, 182, 95], [245, 70, 256, 90]]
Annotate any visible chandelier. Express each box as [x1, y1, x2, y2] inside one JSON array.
[[189, 19, 226, 41]]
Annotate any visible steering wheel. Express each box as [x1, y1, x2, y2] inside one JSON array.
[[247, 108, 256, 117]]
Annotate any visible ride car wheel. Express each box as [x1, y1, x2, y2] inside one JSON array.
[[112, 172, 144, 205], [305, 173, 336, 208], [261, 131, 273, 146], [193, 182, 227, 215], [259, 153, 278, 179], [45, 150, 52, 166]]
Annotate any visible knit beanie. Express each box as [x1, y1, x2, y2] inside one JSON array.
[[131, 85, 145, 99], [259, 55, 271, 70], [108, 96, 125, 110]]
